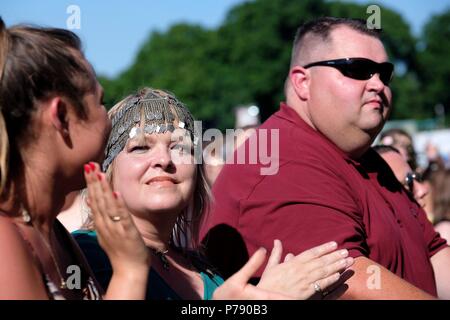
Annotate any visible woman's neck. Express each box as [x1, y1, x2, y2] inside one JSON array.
[[0, 163, 66, 235], [131, 213, 177, 252]]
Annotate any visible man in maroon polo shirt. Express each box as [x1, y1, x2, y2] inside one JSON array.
[[200, 17, 450, 299]]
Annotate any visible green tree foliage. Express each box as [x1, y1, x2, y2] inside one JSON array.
[[98, 0, 448, 129], [213, 0, 328, 123], [417, 9, 450, 119]]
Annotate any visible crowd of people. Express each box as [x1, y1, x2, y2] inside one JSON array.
[[377, 129, 450, 243], [0, 15, 448, 300]]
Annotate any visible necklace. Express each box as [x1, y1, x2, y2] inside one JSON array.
[[149, 247, 170, 270], [22, 209, 67, 290]]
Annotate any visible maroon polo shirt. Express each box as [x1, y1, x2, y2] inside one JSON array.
[[200, 103, 448, 296]]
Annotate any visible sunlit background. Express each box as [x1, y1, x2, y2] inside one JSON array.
[[3, 0, 450, 164]]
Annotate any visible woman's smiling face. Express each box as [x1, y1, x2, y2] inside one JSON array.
[[112, 128, 197, 217]]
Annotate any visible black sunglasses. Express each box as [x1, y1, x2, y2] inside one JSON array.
[[403, 171, 422, 194], [303, 58, 394, 86]]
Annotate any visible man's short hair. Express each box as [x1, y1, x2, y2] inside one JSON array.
[[290, 17, 382, 67]]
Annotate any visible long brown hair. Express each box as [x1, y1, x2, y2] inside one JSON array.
[[0, 17, 95, 198]]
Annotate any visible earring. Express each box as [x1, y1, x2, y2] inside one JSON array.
[[22, 208, 31, 224]]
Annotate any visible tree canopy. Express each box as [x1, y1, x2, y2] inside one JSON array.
[[99, 0, 450, 130]]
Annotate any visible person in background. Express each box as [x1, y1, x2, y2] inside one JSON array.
[[203, 105, 262, 188], [373, 145, 429, 208], [428, 169, 450, 243], [379, 128, 417, 170]]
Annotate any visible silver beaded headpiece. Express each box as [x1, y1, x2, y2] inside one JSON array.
[[102, 88, 198, 172]]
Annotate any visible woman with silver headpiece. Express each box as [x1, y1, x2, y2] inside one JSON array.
[[74, 87, 353, 300]]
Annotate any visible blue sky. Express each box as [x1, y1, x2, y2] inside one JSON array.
[[2, 0, 450, 78]]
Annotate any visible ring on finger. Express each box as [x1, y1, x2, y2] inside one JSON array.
[[313, 281, 322, 294], [110, 215, 122, 222], [313, 281, 328, 298]]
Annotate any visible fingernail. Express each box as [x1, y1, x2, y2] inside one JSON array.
[[89, 162, 96, 171], [329, 241, 337, 249], [84, 164, 91, 174], [340, 249, 349, 257], [346, 257, 354, 266], [97, 173, 103, 181]]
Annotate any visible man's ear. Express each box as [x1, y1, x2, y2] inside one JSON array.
[[48, 97, 70, 137], [289, 66, 310, 101]]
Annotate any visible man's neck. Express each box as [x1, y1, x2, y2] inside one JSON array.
[[285, 100, 374, 161]]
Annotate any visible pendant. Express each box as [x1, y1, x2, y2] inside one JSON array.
[[152, 249, 170, 270], [60, 280, 67, 290], [160, 254, 170, 271]]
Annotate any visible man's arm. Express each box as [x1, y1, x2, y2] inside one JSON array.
[[431, 246, 450, 299], [340, 256, 435, 300]]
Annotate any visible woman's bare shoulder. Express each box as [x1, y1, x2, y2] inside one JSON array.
[[0, 216, 49, 299], [0, 215, 29, 250]]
